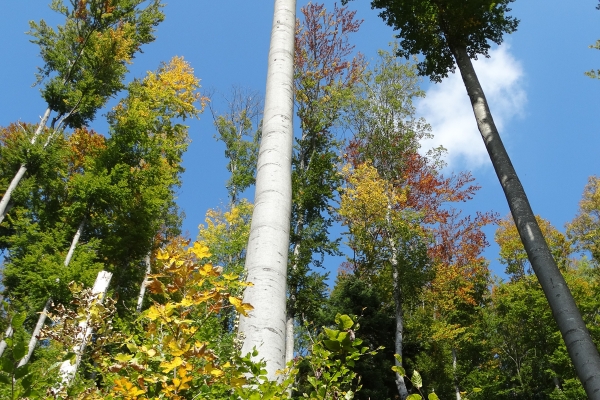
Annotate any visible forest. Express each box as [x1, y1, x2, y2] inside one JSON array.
[[0, 0, 598, 399]]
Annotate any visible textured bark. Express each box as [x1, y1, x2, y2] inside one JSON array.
[[0, 325, 14, 357], [136, 255, 152, 313], [18, 298, 52, 368], [238, 0, 296, 380], [55, 270, 112, 391], [64, 218, 86, 267], [0, 108, 51, 223], [453, 45, 600, 398]]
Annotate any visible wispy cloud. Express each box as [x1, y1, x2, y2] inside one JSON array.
[[418, 45, 526, 169]]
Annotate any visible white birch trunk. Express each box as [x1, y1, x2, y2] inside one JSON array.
[[64, 218, 86, 267], [0, 108, 51, 223], [17, 298, 52, 368], [55, 270, 112, 391], [453, 348, 461, 400], [453, 45, 600, 397], [238, 0, 296, 381], [0, 325, 14, 357], [136, 255, 152, 313], [386, 197, 409, 400]]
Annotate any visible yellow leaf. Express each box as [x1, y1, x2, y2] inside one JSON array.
[[229, 296, 254, 316], [160, 356, 184, 373]]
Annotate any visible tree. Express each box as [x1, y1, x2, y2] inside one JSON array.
[[238, 0, 296, 380], [0, 0, 165, 223], [286, 1, 365, 365], [209, 86, 262, 206], [497, 214, 572, 280], [342, 47, 483, 399], [568, 176, 600, 265], [346, 0, 600, 394]]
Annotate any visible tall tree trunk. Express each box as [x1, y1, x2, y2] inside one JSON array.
[[238, 0, 296, 380], [392, 264, 409, 400], [64, 218, 86, 267], [14, 221, 85, 367], [453, 347, 461, 400], [17, 298, 52, 368], [55, 270, 112, 392], [452, 45, 600, 397], [0, 108, 51, 224], [0, 325, 14, 357], [136, 254, 152, 313]]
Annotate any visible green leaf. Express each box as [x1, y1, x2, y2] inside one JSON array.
[[12, 312, 27, 329], [391, 365, 406, 376], [472, 388, 482, 393], [13, 340, 27, 360], [323, 339, 341, 352], [407, 395, 422, 400], [14, 364, 29, 380], [412, 370, 423, 389], [0, 358, 13, 374], [337, 314, 354, 330], [428, 393, 440, 400], [0, 374, 9, 384], [394, 353, 402, 363], [324, 327, 339, 341]]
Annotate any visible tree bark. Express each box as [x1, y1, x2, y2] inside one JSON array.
[[238, 0, 296, 381], [453, 347, 461, 400], [55, 270, 112, 392], [0, 108, 51, 223], [0, 325, 14, 357], [452, 45, 600, 398], [64, 218, 86, 267], [136, 254, 152, 313], [392, 264, 409, 400], [17, 298, 52, 368]]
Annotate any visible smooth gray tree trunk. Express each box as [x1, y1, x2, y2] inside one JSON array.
[[64, 218, 86, 267], [17, 298, 52, 368], [392, 262, 409, 399], [0, 108, 51, 224], [136, 255, 152, 313], [238, 0, 296, 380], [0, 325, 14, 357], [55, 270, 112, 392], [453, 348, 461, 400], [453, 45, 600, 398], [19, 220, 85, 367]]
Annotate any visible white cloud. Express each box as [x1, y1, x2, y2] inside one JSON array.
[[417, 45, 526, 169]]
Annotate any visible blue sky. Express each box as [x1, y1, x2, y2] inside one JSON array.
[[0, 1, 598, 279]]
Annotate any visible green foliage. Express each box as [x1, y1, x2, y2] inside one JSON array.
[[209, 87, 262, 205], [344, 0, 519, 81], [567, 176, 600, 265], [30, 0, 165, 128]]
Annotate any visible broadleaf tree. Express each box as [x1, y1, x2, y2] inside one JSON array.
[[0, 0, 165, 223], [343, 0, 600, 394]]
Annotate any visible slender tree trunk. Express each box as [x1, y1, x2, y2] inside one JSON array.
[[452, 347, 461, 400], [0, 325, 14, 357], [392, 265, 409, 400], [55, 270, 112, 392], [452, 45, 600, 398], [238, 0, 296, 381], [136, 255, 152, 313], [16, 223, 85, 367], [0, 108, 51, 223], [64, 218, 86, 267], [17, 298, 52, 368]]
